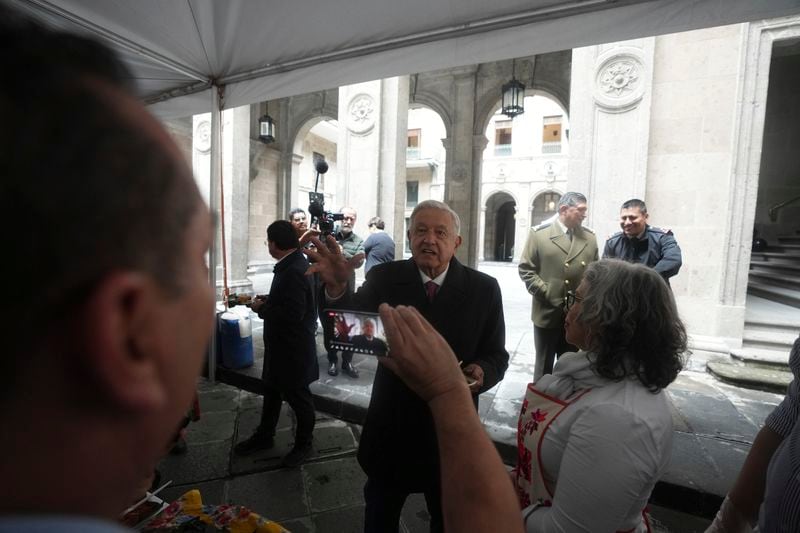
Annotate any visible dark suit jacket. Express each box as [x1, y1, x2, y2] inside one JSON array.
[[351, 334, 388, 356], [342, 257, 508, 490], [258, 249, 318, 391]]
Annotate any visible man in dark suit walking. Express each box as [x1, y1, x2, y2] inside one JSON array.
[[235, 220, 319, 467], [306, 200, 509, 533]]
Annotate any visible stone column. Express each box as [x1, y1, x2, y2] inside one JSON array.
[[568, 39, 655, 241], [248, 143, 281, 268], [472, 134, 490, 264], [338, 78, 409, 248], [443, 68, 479, 267], [379, 76, 410, 256], [193, 107, 254, 297], [478, 206, 487, 261], [221, 105, 254, 295]]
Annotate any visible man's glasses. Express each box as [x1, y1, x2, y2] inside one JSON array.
[[564, 290, 583, 311]]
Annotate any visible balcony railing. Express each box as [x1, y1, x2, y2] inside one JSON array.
[[542, 142, 562, 154], [494, 144, 512, 157], [406, 147, 421, 160]]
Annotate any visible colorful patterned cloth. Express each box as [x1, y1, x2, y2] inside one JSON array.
[[143, 490, 289, 533]]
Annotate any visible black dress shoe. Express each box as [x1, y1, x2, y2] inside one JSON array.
[[233, 434, 275, 456], [342, 362, 359, 378], [328, 362, 339, 376], [281, 444, 313, 467]]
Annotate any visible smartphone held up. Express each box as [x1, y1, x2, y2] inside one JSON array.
[[324, 309, 389, 357]]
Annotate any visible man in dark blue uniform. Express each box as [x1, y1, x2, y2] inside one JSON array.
[[603, 199, 683, 284]]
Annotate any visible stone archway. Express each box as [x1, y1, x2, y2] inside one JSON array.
[[531, 190, 561, 228], [484, 191, 517, 262]]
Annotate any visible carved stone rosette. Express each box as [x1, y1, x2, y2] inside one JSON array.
[[347, 93, 376, 134], [194, 120, 211, 153], [593, 48, 646, 112]]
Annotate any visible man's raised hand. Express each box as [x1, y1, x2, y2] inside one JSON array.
[[302, 234, 364, 297]]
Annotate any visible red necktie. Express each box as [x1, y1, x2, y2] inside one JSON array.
[[425, 281, 438, 302]]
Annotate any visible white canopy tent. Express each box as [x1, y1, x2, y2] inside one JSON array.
[[17, 0, 800, 377], [17, 0, 800, 119]]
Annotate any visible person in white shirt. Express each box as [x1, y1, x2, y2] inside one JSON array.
[[514, 259, 687, 531]]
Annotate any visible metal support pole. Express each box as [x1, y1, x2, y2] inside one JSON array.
[[207, 86, 222, 382]]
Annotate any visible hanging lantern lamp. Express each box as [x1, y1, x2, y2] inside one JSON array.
[[501, 59, 525, 118]]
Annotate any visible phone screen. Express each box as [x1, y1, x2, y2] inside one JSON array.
[[324, 309, 389, 356]]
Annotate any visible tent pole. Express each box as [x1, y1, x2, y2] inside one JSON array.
[[207, 86, 223, 382]]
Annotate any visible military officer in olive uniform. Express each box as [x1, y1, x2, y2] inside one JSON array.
[[519, 192, 599, 380], [603, 198, 682, 285]]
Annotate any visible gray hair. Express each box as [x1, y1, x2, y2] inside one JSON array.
[[368, 216, 385, 230], [409, 200, 461, 236], [576, 259, 687, 391], [557, 192, 587, 209]]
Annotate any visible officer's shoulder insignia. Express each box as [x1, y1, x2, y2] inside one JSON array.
[[581, 226, 595, 235], [649, 226, 673, 235], [533, 221, 552, 232], [606, 230, 623, 240]]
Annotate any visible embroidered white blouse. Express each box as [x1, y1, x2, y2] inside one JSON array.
[[523, 351, 674, 533]]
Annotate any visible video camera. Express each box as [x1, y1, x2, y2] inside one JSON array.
[[308, 159, 343, 236]]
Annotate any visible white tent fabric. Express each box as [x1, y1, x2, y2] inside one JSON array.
[[18, 0, 800, 119]]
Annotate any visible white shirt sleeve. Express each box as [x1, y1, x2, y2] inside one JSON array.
[[524, 403, 667, 533]]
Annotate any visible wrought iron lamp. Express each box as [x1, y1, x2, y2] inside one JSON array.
[[501, 59, 525, 118], [258, 101, 275, 144]]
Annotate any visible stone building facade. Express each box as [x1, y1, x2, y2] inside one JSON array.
[[167, 15, 800, 354]]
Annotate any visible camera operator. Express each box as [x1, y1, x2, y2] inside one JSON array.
[[326, 207, 364, 378]]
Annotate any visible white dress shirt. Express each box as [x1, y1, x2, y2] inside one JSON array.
[[523, 351, 674, 532]]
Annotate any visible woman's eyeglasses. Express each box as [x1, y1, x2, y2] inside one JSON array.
[[565, 290, 583, 311]]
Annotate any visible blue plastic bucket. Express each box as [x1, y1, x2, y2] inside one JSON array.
[[218, 311, 254, 369]]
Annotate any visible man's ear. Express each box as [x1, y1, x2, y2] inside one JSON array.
[[453, 235, 463, 250], [75, 272, 167, 412]]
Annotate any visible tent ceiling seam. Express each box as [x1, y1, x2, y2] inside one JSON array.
[[220, 0, 652, 85], [187, 0, 214, 75], [144, 0, 653, 106], [21, 0, 209, 83]]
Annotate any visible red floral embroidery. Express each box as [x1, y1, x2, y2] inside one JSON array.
[[519, 491, 531, 508], [519, 448, 532, 482]]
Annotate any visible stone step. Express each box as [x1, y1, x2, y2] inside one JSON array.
[[749, 269, 800, 291], [743, 327, 800, 348], [750, 260, 800, 274], [706, 360, 792, 394], [730, 346, 790, 367], [772, 244, 800, 251], [778, 235, 800, 245], [747, 282, 800, 310], [745, 314, 800, 333], [750, 251, 800, 265]]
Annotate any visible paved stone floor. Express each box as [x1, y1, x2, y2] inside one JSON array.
[[173, 261, 791, 531], [159, 379, 719, 532]]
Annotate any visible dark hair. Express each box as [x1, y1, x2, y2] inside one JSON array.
[[621, 198, 648, 214], [557, 192, 587, 209], [2, 8, 201, 362], [577, 259, 687, 391], [267, 220, 299, 250], [288, 207, 306, 221], [368, 216, 385, 230]]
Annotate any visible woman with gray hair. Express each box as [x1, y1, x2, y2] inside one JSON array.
[[513, 259, 686, 531]]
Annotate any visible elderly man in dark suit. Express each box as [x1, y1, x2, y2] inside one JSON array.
[[306, 199, 509, 533], [235, 220, 319, 467]]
